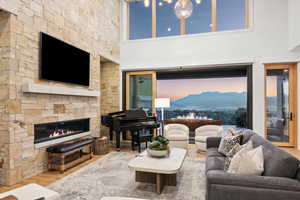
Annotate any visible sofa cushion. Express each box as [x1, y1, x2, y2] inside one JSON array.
[[205, 156, 225, 173], [207, 148, 225, 157], [218, 134, 242, 156], [241, 129, 255, 144], [263, 147, 300, 178], [251, 134, 276, 150], [296, 167, 300, 181]]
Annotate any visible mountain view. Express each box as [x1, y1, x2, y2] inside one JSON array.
[[170, 92, 247, 110], [157, 78, 249, 126]]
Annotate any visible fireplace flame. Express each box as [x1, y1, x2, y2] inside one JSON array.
[[49, 129, 74, 138]]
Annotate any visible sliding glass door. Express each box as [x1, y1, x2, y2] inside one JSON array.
[[126, 71, 157, 116], [265, 64, 297, 147]]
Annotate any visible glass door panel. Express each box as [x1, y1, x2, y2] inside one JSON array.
[[126, 71, 157, 116], [265, 64, 297, 147]]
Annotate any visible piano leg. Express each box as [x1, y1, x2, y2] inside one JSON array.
[[131, 131, 135, 151], [122, 131, 127, 140], [109, 128, 113, 141], [138, 136, 141, 153], [116, 131, 121, 151]]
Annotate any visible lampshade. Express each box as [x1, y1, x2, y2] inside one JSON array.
[[155, 98, 170, 108]]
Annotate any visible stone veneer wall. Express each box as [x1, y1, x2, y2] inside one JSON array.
[[100, 62, 120, 137], [0, 0, 120, 186], [0, 11, 11, 186]]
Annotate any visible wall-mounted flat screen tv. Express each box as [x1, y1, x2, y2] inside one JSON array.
[[40, 32, 90, 86]]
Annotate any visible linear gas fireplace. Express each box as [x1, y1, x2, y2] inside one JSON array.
[[34, 118, 90, 144]]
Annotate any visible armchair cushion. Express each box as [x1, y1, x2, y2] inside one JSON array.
[[164, 124, 189, 133], [165, 133, 188, 141], [195, 125, 223, 137], [195, 135, 209, 143]]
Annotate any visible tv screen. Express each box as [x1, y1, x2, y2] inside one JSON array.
[[40, 33, 90, 86]]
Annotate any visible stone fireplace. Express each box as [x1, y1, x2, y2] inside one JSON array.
[[0, 0, 120, 186], [34, 118, 90, 147]]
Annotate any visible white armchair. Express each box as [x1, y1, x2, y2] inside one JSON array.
[[195, 125, 223, 152], [164, 124, 189, 149]]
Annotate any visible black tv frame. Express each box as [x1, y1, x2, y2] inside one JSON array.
[[39, 32, 90, 87]]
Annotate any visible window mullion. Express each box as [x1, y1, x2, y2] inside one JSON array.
[[245, 0, 250, 28], [152, 0, 157, 38], [180, 19, 186, 35], [211, 0, 217, 32]]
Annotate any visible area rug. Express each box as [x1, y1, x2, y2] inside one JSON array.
[[48, 152, 206, 200]]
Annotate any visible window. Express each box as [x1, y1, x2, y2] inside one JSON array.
[[157, 77, 248, 127], [129, 0, 152, 40], [128, 0, 249, 40], [217, 0, 246, 31], [186, 0, 212, 34], [156, 0, 180, 37]]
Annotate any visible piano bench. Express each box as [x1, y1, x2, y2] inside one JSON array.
[[132, 131, 153, 153]]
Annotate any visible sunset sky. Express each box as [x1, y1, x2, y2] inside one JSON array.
[[157, 77, 248, 101]]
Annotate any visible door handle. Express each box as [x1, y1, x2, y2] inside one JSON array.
[[289, 112, 293, 121]]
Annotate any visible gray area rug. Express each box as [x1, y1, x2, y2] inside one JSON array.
[[48, 152, 206, 200]]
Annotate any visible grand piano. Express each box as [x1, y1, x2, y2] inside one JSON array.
[[101, 109, 160, 151]]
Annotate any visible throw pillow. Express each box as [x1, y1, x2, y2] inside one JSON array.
[[228, 145, 264, 176], [224, 141, 252, 171], [227, 128, 243, 136], [218, 134, 242, 156]]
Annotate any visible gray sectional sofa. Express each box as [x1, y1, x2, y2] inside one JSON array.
[[205, 130, 300, 200]]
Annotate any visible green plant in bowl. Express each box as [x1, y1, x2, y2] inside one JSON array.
[[147, 136, 170, 157], [149, 136, 169, 150]]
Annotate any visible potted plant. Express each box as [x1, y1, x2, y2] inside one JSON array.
[[147, 136, 170, 157]]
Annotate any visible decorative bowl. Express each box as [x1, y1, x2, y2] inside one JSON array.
[[147, 148, 169, 158]]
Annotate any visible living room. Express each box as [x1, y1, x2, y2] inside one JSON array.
[[0, 0, 300, 200]]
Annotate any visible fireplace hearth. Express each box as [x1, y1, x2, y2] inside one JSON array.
[[34, 118, 90, 144]]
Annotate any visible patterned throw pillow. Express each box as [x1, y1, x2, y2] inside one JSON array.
[[218, 134, 242, 156], [228, 145, 264, 175], [221, 128, 243, 137], [227, 128, 243, 136]]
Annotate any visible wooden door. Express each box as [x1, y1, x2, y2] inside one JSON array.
[[265, 63, 297, 147]]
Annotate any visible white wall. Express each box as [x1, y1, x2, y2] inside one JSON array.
[[252, 62, 265, 136], [120, 0, 300, 149], [288, 0, 300, 51]]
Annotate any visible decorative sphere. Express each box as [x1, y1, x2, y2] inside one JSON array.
[[174, 0, 193, 19]]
